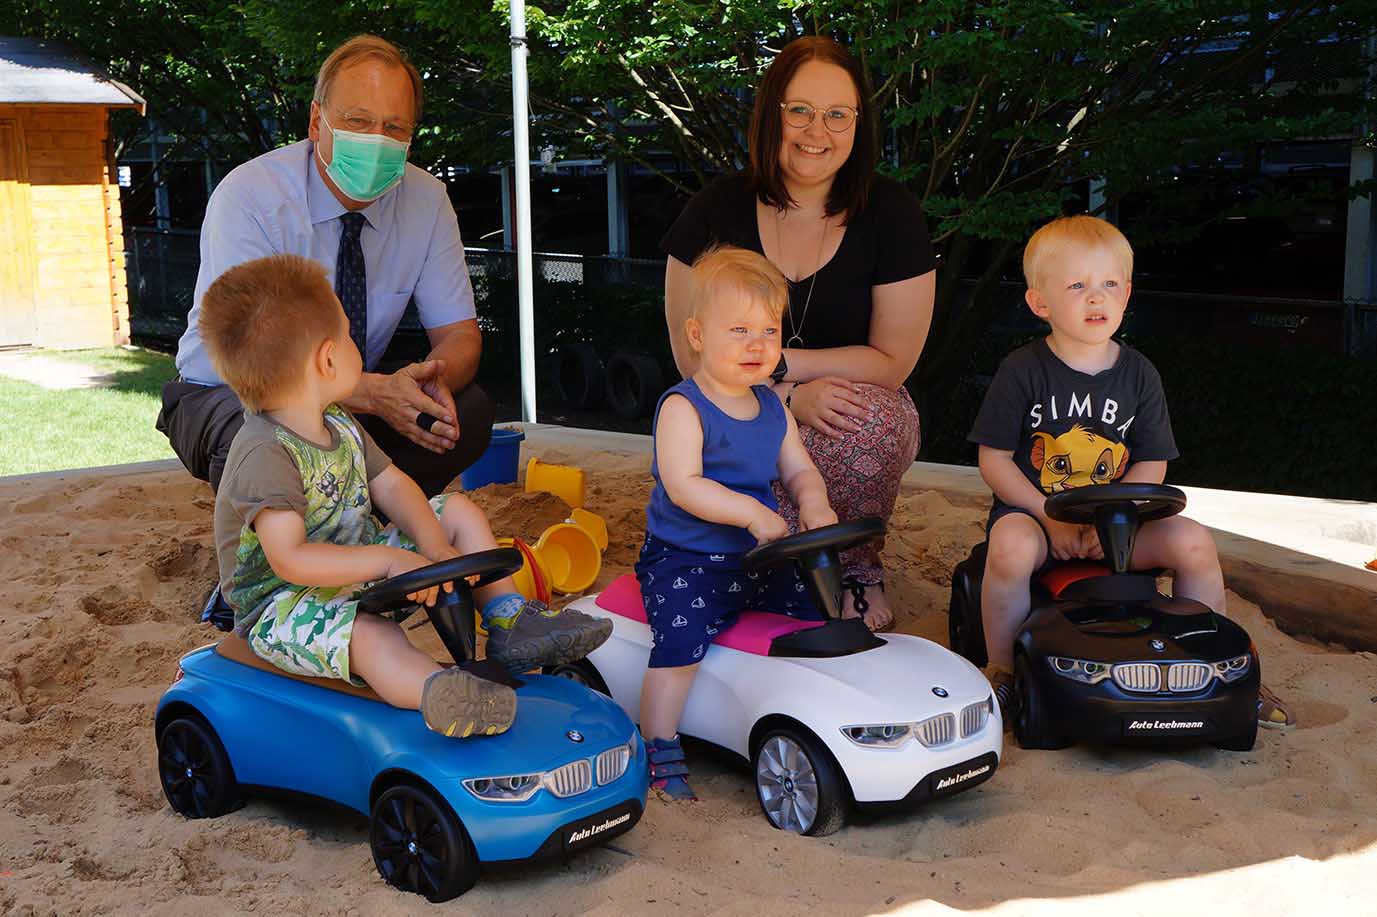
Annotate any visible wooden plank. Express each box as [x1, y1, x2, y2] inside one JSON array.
[[0, 117, 39, 347]]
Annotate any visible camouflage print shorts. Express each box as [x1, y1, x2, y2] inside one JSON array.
[[248, 494, 453, 685]]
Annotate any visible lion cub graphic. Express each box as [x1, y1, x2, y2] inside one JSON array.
[[1030, 424, 1129, 493]]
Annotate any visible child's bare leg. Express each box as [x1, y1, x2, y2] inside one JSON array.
[[1131, 516, 1225, 612], [981, 514, 1048, 671], [433, 493, 612, 670], [640, 664, 700, 801], [349, 612, 441, 708], [349, 612, 516, 736], [640, 664, 700, 741], [434, 494, 518, 604]]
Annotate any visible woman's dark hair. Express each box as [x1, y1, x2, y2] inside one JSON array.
[[747, 36, 877, 222]]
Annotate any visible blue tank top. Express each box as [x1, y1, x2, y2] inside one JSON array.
[[646, 378, 787, 554]]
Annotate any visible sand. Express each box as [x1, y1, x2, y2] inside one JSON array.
[[2, 440, 1376, 916]]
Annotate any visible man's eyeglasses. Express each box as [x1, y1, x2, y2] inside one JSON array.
[[779, 101, 859, 133], [324, 104, 416, 143]]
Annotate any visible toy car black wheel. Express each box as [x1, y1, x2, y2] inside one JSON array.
[[1214, 714, 1258, 752], [948, 544, 988, 668], [157, 714, 242, 819], [1013, 652, 1071, 751], [544, 659, 610, 695], [753, 726, 847, 837], [370, 782, 479, 902]]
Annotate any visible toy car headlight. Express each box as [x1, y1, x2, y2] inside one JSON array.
[[841, 723, 912, 748], [463, 773, 543, 802], [1049, 656, 1112, 685], [1213, 654, 1251, 683]]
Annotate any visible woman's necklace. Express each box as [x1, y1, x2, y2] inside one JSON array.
[[776, 207, 830, 349]]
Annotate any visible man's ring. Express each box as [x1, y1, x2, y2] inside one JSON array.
[[417, 412, 439, 433]]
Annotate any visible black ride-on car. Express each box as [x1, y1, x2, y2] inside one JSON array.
[[947, 483, 1260, 752]]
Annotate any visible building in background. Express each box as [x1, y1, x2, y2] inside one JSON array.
[[0, 37, 144, 349]]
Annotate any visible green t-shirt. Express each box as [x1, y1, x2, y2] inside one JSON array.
[[213, 404, 392, 635]]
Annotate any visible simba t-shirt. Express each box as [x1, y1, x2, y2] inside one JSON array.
[[968, 338, 1178, 513], [213, 404, 392, 635]]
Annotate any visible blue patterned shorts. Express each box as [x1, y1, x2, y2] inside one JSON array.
[[634, 534, 819, 668]]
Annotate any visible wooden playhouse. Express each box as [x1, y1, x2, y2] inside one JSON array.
[[0, 36, 144, 350]]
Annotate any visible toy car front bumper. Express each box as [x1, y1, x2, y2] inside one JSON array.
[[459, 740, 650, 864], [483, 797, 644, 868], [1035, 671, 1258, 742], [853, 750, 999, 812]]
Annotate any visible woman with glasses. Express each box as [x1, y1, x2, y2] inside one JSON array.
[[661, 36, 937, 632]]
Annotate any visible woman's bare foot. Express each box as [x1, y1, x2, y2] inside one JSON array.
[[841, 582, 893, 632]]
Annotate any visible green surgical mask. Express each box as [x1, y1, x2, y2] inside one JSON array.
[[317, 111, 409, 202]]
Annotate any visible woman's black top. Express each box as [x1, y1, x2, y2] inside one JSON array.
[[660, 173, 936, 349]]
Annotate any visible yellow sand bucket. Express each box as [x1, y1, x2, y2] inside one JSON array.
[[525, 457, 586, 509], [532, 522, 601, 594], [568, 507, 609, 551], [496, 536, 552, 604]]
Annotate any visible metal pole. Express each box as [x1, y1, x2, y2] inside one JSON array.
[[510, 0, 537, 422]]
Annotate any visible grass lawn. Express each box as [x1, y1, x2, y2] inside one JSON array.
[[0, 347, 178, 477]]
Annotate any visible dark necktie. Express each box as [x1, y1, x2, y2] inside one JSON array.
[[336, 212, 368, 362]]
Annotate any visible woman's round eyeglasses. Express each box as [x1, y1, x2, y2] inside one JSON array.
[[779, 101, 858, 132]]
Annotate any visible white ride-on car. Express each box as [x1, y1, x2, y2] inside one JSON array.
[[551, 520, 1002, 836]]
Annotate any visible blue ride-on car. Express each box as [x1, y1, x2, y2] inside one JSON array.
[[155, 549, 648, 902]]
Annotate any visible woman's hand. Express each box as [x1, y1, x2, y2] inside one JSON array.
[[787, 377, 869, 438]]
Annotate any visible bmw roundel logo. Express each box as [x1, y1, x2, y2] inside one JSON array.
[[1150, 639, 1166, 652], [567, 730, 584, 743], [932, 686, 949, 698]]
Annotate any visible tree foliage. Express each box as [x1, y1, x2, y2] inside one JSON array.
[[8, 0, 1374, 391]]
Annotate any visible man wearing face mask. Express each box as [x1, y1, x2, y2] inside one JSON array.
[[158, 34, 493, 498]]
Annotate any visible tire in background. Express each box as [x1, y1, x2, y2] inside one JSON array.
[[605, 350, 665, 419], [551, 341, 605, 409]]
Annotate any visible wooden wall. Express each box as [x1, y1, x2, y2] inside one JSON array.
[[0, 103, 129, 350]]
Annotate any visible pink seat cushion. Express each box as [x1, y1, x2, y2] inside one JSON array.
[[594, 573, 647, 623], [593, 573, 824, 656]]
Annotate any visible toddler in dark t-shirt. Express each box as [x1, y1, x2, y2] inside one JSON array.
[[967, 216, 1292, 730]]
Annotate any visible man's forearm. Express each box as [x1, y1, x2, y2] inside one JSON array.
[[428, 327, 481, 392]]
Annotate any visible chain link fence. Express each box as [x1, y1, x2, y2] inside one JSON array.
[[124, 226, 666, 346]]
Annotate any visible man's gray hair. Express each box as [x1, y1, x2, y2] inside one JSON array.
[[313, 34, 423, 121]]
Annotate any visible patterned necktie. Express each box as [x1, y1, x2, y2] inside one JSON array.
[[336, 212, 368, 363]]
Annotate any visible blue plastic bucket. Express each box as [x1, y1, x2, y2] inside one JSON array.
[[460, 427, 526, 490]]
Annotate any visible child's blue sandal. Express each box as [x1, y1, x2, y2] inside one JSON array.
[[647, 736, 697, 801]]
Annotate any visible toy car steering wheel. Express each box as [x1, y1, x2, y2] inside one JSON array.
[[740, 518, 885, 572], [1043, 483, 1186, 526], [357, 548, 523, 616]]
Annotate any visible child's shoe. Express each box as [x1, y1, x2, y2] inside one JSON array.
[[1258, 684, 1296, 729], [985, 664, 1018, 730], [647, 735, 697, 802], [421, 667, 517, 738], [484, 598, 612, 673]]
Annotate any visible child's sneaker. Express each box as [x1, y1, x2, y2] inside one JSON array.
[[1257, 684, 1296, 729], [484, 599, 612, 673], [647, 735, 697, 802], [421, 667, 517, 738], [986, 664, 1018, 729]]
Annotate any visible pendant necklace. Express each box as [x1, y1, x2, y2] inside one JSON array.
[[777, 207, 829, 349]]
